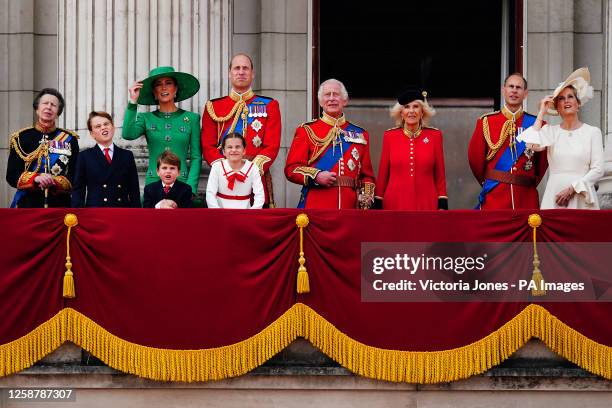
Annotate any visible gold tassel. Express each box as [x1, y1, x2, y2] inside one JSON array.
[[63, 213, 78, 298], [297, 268, 310, 294], [63, 270, 75, 298], [528, 214, 545, 297], [295, 213, 310, 294]]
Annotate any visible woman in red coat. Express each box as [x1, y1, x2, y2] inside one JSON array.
[[375, 89, 448, 210]]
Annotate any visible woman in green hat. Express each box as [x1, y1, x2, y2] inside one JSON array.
[[122, 66, 202, 195]]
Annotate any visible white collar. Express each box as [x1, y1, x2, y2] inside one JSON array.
[[98, 143, 113, 152]]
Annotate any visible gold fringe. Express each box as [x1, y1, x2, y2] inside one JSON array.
[[1, 304, 611, 382], [0, 307, 301, 381], [298, 303, 612, 383], [0, 309, 64, 377]]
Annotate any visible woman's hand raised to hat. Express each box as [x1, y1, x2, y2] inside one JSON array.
[[128, 81, 144, 104], [538, 95, 554, 115]]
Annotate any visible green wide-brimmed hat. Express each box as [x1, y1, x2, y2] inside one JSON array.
[[137, 66, 200, 105]]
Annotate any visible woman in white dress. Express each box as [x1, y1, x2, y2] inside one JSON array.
[[518, 67, 604, 209], [206, 132, 264, 209]]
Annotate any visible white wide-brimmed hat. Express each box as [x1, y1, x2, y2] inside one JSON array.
[[548, 67, 593, 115]]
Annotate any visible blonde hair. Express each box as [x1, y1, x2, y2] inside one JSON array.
[[389, 100, 436, 127], [554, 85, 581, 109]]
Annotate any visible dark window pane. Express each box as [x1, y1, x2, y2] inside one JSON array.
[[319, 0, 503, 99]]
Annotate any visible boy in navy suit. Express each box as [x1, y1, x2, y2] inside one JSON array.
[[71, 111, 140, 207], [143, 151, 193, 208]]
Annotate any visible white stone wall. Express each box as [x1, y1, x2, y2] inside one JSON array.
[[0, 0, 59, 207], [231, 0, 309, 207], [526, 0, 611, 206], [56, 0, 232, 199], [58, 0, 231, 135], [600, 0, 612, 207], [525, 0, 606, 127]]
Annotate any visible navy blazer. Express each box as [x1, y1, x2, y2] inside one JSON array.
[[71, 144, 141, 207], [143, 180, 193, 208]]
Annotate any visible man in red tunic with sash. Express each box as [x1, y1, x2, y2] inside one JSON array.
[[468, 73, 548, 209], [285, 79, 375, 209], [201, 53, 281, 207]]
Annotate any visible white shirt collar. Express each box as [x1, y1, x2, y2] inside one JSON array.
[[98, 143, 113, 153]]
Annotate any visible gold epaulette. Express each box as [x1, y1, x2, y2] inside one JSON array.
[[9, 126, 33, 139], [479, 111, 500, 120], [423, 125, 439, 131], [385, 126, 401, 131], [299, 119, 317, 128], [9, 127, 33, 149]]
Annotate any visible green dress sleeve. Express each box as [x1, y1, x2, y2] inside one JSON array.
[[122, 102, 147, 141], [186, 111, 202, 193]]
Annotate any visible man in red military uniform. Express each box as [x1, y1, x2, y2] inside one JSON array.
[[468, 73, 548, 209], [285, 79, 375, 209], [201, 53, 281, 207]]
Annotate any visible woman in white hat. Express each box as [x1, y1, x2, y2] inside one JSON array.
[[518, 67, 604, 209], [122, 66, 202, 196]]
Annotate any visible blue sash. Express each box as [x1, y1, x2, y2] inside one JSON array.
[[219, 96, 272, 149], [298, 123, 363, 208], [10, 132, 74, 208], [476, 113, 536, 208]]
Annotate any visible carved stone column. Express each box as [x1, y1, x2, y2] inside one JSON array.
[[57, 0, 232, 196]]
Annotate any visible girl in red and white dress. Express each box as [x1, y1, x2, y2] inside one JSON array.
[[206, 132, 264, 209]]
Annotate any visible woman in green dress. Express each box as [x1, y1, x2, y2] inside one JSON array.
[[122, 66, 202, 195]]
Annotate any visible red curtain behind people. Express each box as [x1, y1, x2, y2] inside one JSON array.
[[0, 209, 610, 382]]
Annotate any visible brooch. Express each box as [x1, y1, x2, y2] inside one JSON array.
[[347, 159, 356, 171], [183, 116, 190, 122], [51, 163, 62, 176], [59, 155, 68, 164], [423, 137, 429, 144], [179, 126, 186, 133], [165, 123, 172, 130], [252, 135, 262, 147], [165, 135, 172, 142], [351, 147, 360, 161], [251, 119, 263, 132]]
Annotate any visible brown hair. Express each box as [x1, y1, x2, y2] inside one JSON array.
[[33, 88, 66, 116], [222, 132, 247, 149], [87, 111, 114, 131], [503, 72, 528, 89], [157, 150, 181, 170]]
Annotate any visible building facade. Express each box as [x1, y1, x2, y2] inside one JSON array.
[[1, 1, 612, 405], [1, 0, 611, 208]]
